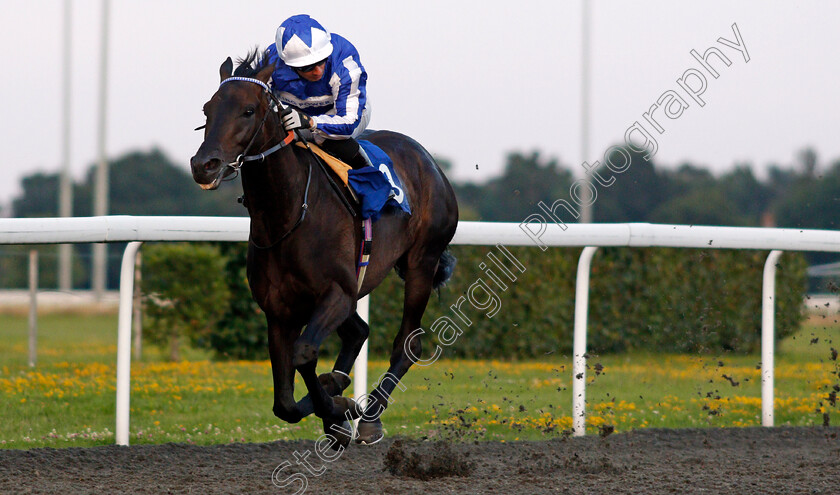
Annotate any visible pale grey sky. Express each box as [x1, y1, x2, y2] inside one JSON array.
[[3, 1, 840, 214]]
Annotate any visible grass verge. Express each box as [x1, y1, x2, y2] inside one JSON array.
[[1, 312, 838, 448]]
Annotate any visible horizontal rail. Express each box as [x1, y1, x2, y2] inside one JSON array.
[[0, 216, 250, 244], [4, 217, 840, 253]]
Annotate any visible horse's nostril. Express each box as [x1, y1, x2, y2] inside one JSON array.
[[202, 158, 222, 172]]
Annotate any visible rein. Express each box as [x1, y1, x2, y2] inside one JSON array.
[[218, 76, 312, 249]]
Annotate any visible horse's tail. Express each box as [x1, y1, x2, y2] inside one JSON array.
[[394, 248, 456, 289], [432, 249, 457, 289]]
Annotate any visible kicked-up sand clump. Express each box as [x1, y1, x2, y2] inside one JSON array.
[[383, 438, 475, 480]]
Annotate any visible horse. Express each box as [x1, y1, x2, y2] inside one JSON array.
[[190, 51, 459, 448]]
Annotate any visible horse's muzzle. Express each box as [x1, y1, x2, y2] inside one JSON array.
[[190, 153, 227, 190]]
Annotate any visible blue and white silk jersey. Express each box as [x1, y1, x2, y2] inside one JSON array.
[[266, 34, 368, 139]]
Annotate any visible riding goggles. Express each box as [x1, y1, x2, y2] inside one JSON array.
[[294, 59, 327, 73]]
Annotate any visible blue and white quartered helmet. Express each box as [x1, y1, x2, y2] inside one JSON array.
[[276, 14, 334, 68]]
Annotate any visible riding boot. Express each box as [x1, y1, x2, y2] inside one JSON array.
[[320, 138, 373, 169], [351, 146, 375, 169]]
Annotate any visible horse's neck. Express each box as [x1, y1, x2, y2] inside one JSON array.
[[240, 146, 308, 238]]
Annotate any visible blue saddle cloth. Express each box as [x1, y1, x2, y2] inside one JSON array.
[[347, 140, 411, 221]]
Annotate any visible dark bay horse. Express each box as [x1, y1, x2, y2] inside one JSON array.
[[190, 52, 459, 448]]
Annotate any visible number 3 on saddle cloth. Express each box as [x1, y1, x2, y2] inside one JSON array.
[[348, 140, 412, 222]]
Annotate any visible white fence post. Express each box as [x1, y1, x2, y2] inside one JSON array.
[[572, 246, 598, 436], [28, 250, 38, 368], [762, 250, 783, 427], [116, 241, 143, 446], [354, 295, 370, 411], [133, 252, 143, 360]]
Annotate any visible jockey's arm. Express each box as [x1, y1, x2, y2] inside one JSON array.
[[312, 56, 367, 138]]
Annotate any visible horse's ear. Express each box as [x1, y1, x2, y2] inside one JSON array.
[[220, 57, 233, 81], [256, 62, 276, 84]]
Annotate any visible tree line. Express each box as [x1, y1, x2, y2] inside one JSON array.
[[455, 147, 832, 231], [8, 146, 836, 229], [2, 145, 838, 290]]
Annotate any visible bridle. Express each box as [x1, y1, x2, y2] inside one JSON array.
[[217, 76, 296, 172], [214, 76, 313, 249]]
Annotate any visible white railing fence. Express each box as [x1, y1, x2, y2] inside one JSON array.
[[3, 216, 840, 445]]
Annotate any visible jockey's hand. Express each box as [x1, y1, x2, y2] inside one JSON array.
[[281, 107, 315, 131]]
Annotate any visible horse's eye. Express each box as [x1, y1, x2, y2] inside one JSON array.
[[243, 107, 255, 117]]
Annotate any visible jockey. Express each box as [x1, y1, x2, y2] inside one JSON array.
[[266, 14, 373, 169]]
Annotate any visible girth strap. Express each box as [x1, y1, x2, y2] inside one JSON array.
[[356, 218, 373, 291]]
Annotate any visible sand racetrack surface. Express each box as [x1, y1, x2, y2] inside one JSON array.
[[1, 427, 838, 494]]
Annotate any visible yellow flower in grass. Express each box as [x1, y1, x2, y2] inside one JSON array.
[[729, 396, 762, 408], [810, 378, 834, 390], [586, 415, 607, 427]]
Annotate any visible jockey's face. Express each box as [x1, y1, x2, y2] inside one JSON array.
[[295, 61, 326, 82]]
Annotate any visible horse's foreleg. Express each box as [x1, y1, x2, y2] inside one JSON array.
[[296, 312, 369, 415], [357, 256, 437, 444], [294, 283, 362, 448], [267, 318, 305, 423]]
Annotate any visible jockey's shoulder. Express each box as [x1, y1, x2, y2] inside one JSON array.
[[328, 34, 365, 72]]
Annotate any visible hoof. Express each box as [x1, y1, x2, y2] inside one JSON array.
[[325, 420, 353, 450], [355, 420, 384, 445], [319, 371, 351, 396]]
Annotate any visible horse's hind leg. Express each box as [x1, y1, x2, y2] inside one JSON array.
[[357, 252, 439, 444], [332, 312, 371, 373], [295, 312, 370, 416]]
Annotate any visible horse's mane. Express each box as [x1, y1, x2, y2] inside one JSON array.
[[233, 48, 271, 77]]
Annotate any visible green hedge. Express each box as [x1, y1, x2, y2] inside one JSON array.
[[140, 243, 230, 361], [141, 243, 807, 360], [364, 246, 807, 358], [141, 243, 269, 361]]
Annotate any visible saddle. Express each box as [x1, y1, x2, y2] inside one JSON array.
[[295, 141, 352, 187], [295, 139, 411, 221]]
